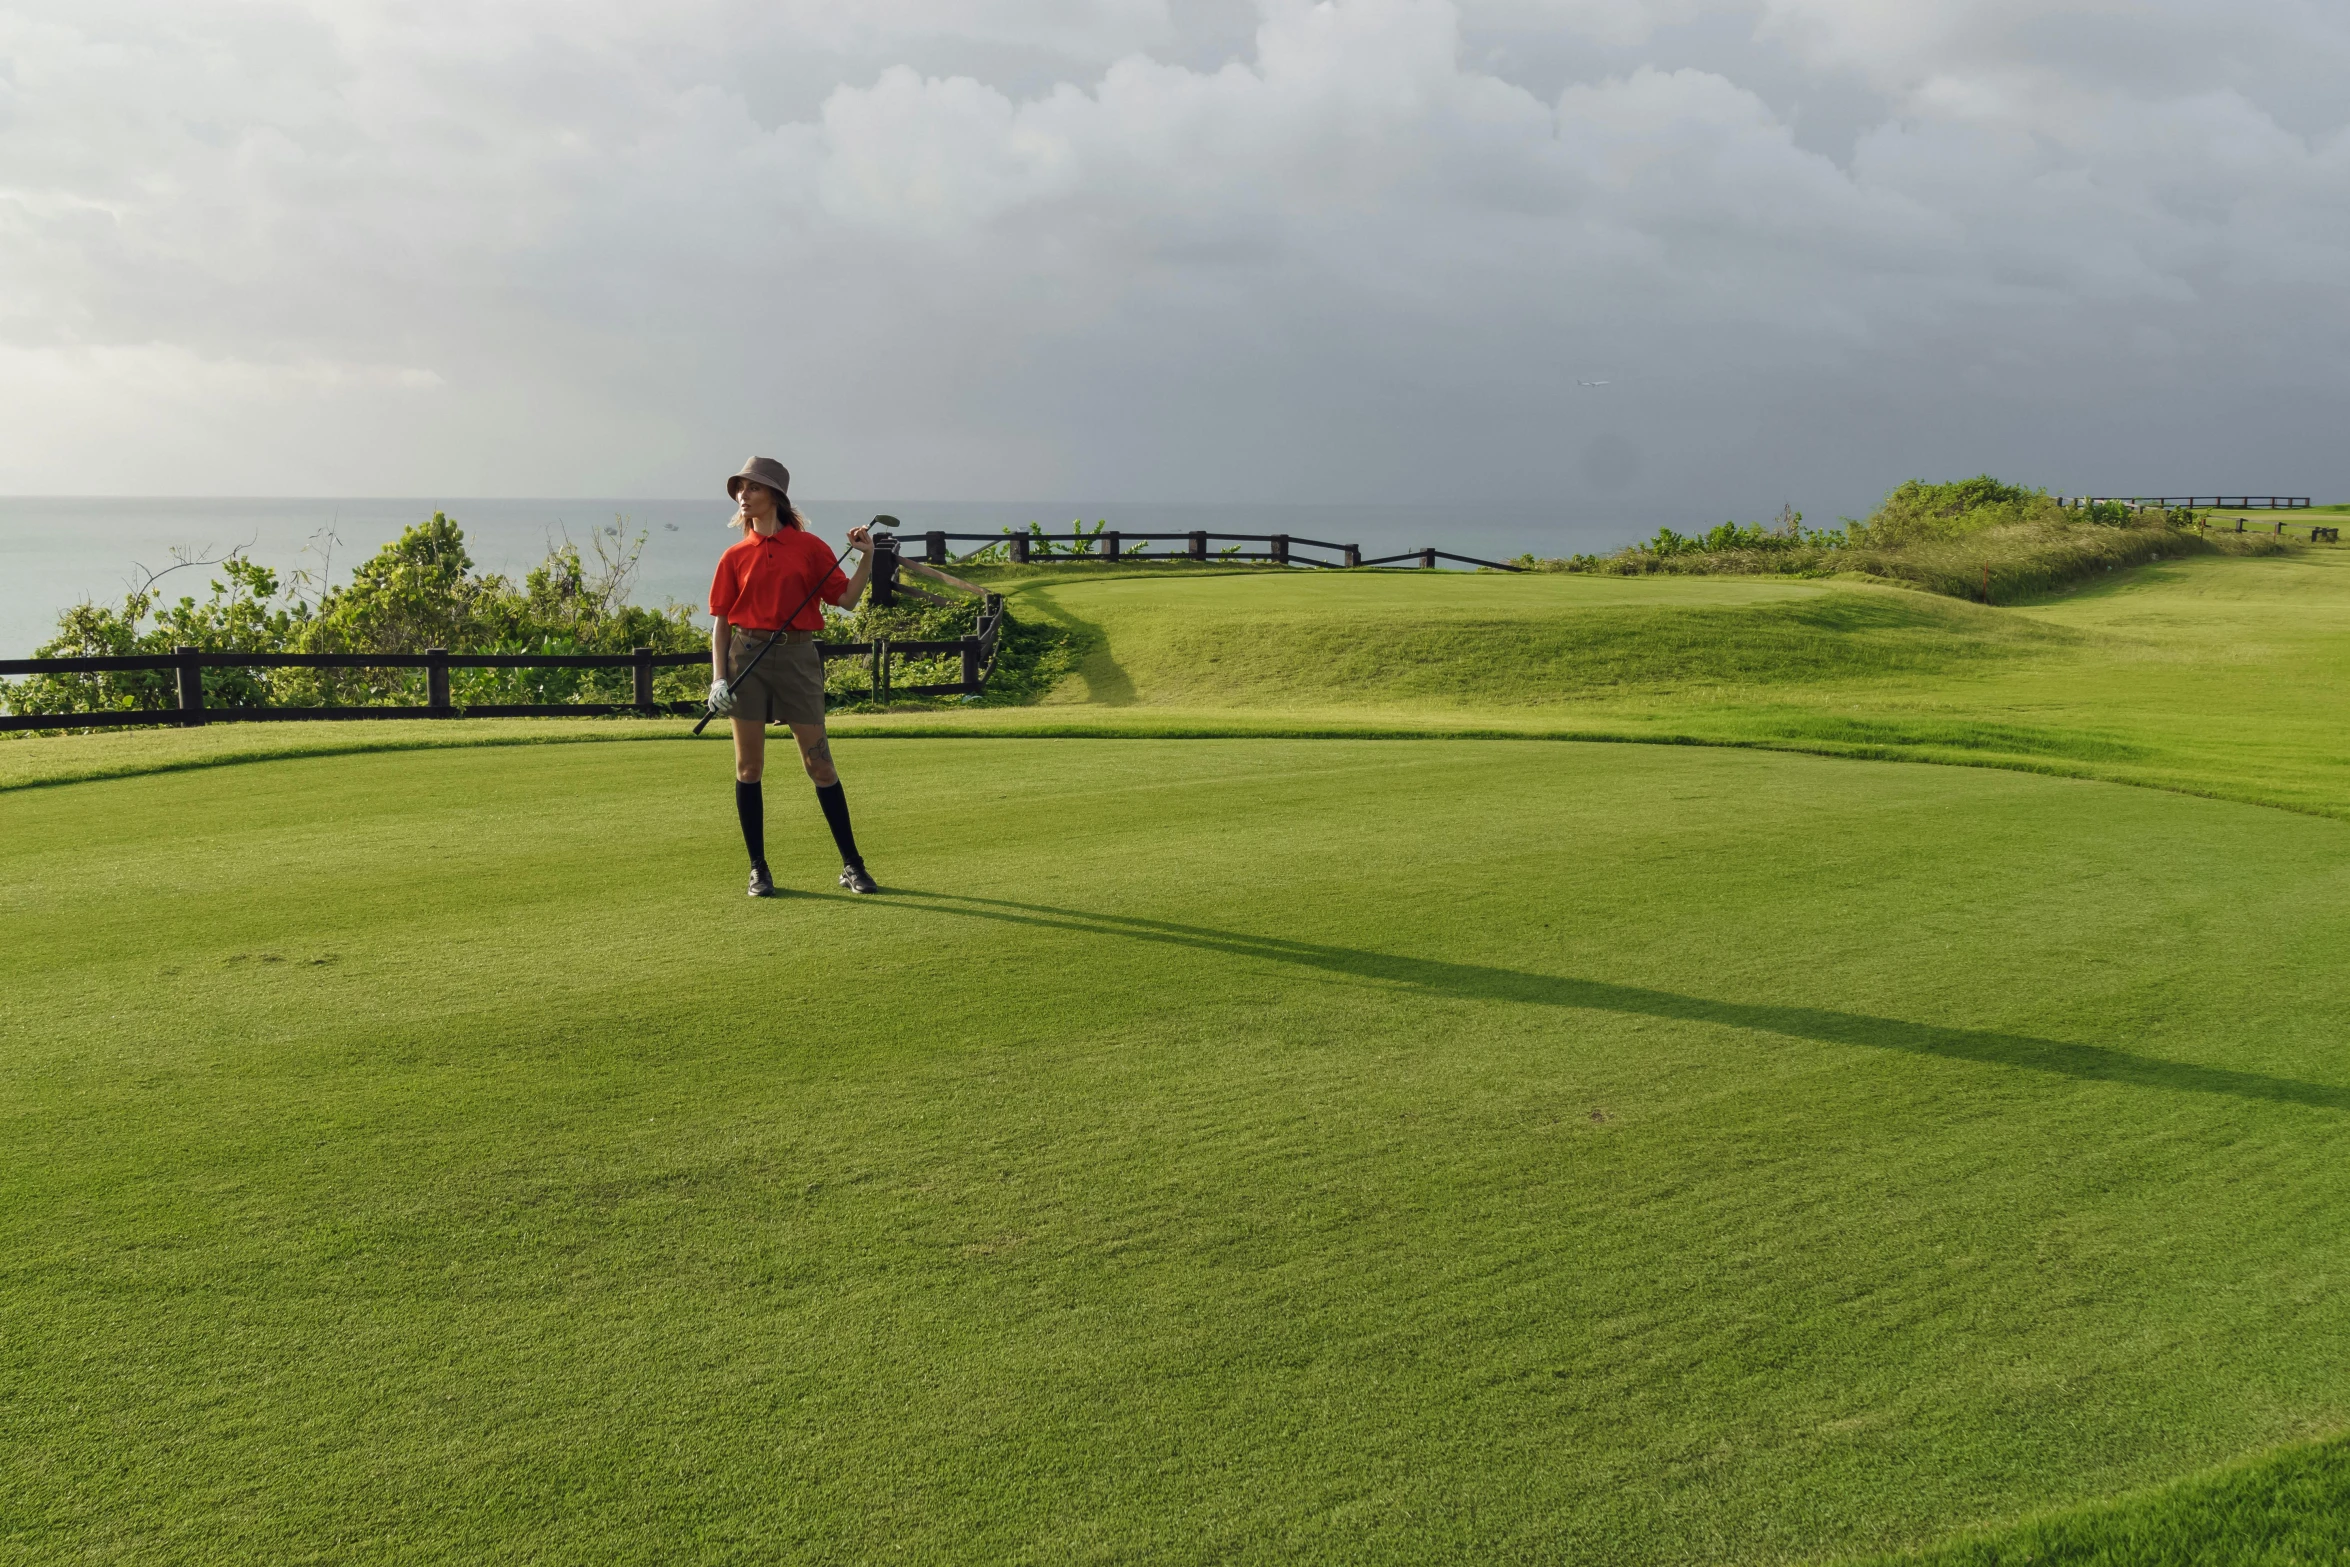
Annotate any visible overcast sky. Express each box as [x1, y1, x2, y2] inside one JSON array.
[[3, 0, 2346, 521]]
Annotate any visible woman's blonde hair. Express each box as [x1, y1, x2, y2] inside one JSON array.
[[733, 481, 807, 535]]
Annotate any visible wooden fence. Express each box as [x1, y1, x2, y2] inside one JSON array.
[[0, 595, 1007, 733], [3, 524, 1534, 732], [2197, 516, 2341, 542], [2061, 496, 2312, 510], [893, 529, 1525, 573]]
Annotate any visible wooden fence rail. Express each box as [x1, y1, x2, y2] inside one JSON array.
[[1356, 548, 1528, 572], [2196, 517, 2342, 542], [0, 595, 1008, 732], [889, 528, 1523, 572], [2061, 496, 2312, 510]]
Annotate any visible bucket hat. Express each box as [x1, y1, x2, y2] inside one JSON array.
[[727, 456, 792, 501]]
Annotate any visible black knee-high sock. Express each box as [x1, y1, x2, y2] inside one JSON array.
[[814, 781, 862, 866], [735, 780, 766, 867]]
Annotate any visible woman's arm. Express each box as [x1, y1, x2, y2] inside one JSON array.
[[711, 614, 731, 682], [831, 526, 875, 607]]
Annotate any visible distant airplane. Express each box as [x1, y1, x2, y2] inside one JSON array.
[[1578, 379, 1611, 387]]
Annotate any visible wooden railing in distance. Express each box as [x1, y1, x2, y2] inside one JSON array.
[[2062, 496, 2312, 509], [897, 529, 1524, 572], [2196, 517, 2343, 541], [0, 593, 1010, 731], [1356, 548, 1527, 572]]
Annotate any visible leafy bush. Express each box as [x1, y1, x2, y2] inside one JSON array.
[[6, 556, 309, 720], [1515, 482, 2262, 603], [1849, 476, 2058, 546], [5, 514, 705, 727], [1009, 519, 1110, 558], [817, 585, 984, 705], [815, 574, 1075, 709]]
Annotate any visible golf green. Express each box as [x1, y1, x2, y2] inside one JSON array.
[[6, 734, 2348, 1562]]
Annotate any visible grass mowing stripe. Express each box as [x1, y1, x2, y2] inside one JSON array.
[[6, 739, 2350, 1562], [1851, 1432, 2350, 1564]]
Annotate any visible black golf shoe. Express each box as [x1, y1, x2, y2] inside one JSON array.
[[838, 860, 878, 895], [747, 863, 778, 898]]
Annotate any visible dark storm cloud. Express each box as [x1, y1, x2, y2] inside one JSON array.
[[2, 0, 2345, 526]]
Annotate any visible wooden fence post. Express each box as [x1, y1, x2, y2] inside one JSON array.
[[1271, 534, 1289, 567], [1008, 532, 1029, 564], [176, 645, 206, 727], [1104, 530, 1121, 562], [1189, 531, 1207, 561], [871, 637, 888, 705], [1344, 544, 1361, 568], [961, 636, 980, 693], [1420, 548, 1436, 570], [872, 539, 899, 606], [631, 646, 653, 711], [427, 647, 452, 714], [926, 530, 946, 565]]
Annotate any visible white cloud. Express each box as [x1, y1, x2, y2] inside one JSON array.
[[0, 0, 2346, 515]]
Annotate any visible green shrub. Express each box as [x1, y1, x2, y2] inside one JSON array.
[[1851, 476, 2058, 546], [816, 576, 1072, 710], [3, 514, 707, 728], [3, 556, 308, 720], [1516, 481, 2267, 603]]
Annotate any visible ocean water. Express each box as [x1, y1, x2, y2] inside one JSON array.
[[0, 497, 1639, 655]]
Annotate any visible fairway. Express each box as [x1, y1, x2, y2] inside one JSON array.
[[7, 733, 2350, 1562]]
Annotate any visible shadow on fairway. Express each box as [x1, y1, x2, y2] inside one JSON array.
[[889, 891, 2348, 1113]]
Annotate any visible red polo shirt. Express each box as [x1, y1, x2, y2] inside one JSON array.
[[709, 527, 850, 632]]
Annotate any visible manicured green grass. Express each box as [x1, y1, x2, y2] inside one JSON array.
[[1856, 1433, 2350, 1565], [997, 567, 2072, 705], [14, 546, 2346, 820], [7, 736, 2350, 1562], [0, 714, 689, 793], [860, 547, 2350, 820]]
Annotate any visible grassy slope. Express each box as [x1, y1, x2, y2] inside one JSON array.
[[8, 738, 2350, 1563], [817, 548, 2350, 820], [11, 547, 2347, 820]]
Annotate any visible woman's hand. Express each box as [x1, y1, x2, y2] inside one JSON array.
[[845, 524, 872, 556], [707, 678, 736, 716]]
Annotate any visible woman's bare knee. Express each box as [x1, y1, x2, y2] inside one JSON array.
[[793, 726, 839, 786], [731, 717, 766, 783]]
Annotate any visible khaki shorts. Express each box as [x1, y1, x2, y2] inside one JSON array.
[[729, 631, 828, 726]]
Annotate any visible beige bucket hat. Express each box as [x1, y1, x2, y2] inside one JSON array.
[[726, 456, 792, 500]]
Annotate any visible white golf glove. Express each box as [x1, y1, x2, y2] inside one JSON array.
[[707, 678, 735, 716]]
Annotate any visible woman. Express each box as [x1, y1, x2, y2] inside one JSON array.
[[706, 456, 879, 897]]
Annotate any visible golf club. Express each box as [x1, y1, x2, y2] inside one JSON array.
[[693, 527, 868, 735]]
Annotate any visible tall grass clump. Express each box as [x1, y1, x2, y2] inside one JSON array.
[[1521, 479, 2287, 603]]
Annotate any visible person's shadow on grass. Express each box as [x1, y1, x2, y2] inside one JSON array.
[[880, 891, 2347, 1113]]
